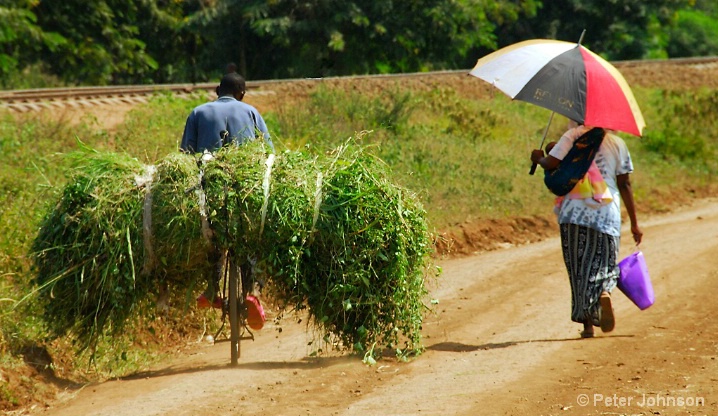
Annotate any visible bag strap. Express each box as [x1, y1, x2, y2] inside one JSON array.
[[543, 127, 605, 196], [573, 127, 605, 156]]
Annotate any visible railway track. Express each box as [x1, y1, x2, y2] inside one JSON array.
[[1, 56, 717, 113], [0, 82, 220, 113]]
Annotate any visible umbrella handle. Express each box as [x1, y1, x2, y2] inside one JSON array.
[[529, 112, 555, 176], [529, 163, 538, 175]]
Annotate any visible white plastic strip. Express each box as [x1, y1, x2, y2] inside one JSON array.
[[311, 171, 323, 233], [198, 151, 215, 242], [259, 153, 276, 238], [136, 165, 157, 275]]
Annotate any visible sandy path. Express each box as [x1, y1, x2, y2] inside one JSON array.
[[37, 198, 718, 416]]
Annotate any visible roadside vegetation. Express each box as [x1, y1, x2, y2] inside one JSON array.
[[1, 81, 718, 410]]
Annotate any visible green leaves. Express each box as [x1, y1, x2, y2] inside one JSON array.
[[30, 0, 161, 84], [666, 9, 718, 58], [0, 3, 67, 87], [501, 0, 693, 60], [1, 0, 711, 86]]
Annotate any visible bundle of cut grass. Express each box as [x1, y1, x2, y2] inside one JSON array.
[[203, 141, 432, 354], [150, 153, 214, 289], [31, 146, 150, 349], [32, 136, 433, 356]]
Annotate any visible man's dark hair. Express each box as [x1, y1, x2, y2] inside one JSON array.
[[225, 62, 238, 74], [217, 72, 246, 96]]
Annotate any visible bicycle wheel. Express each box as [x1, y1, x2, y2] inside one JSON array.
[[228, 256, 240, 366]]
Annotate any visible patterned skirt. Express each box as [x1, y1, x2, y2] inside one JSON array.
[[560, 223, 619, 326]]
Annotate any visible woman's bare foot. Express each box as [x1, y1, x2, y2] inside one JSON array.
[[580, 321, 594, 338]]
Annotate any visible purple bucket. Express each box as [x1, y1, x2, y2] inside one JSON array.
[[617, 251, 655, 310]]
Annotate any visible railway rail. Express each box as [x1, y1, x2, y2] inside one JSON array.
[[1, 56, 717, 113]]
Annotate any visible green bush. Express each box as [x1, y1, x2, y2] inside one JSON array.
[[640, 89, 718, 163]]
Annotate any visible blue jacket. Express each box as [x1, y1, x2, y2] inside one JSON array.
[[180, 96, 273, 153]]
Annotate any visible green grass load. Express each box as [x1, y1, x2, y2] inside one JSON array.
[[31, 137, 433, 358]]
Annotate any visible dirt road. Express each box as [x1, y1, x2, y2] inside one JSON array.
[[30, 197, 717, 416]]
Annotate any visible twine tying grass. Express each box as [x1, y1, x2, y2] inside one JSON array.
[[31, 135, 433, 357]]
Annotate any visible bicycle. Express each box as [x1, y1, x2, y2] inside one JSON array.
[[212, 251, 261, 365]]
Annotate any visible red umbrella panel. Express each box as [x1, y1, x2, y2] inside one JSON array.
[[470, 39, 645, 137]]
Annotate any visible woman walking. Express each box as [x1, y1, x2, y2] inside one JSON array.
[[531, 120, 643, 338]]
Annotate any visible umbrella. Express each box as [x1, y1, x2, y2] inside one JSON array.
[[469, 38, 645, 138]]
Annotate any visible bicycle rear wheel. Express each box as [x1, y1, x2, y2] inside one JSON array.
[[228, 257, 240, 366]]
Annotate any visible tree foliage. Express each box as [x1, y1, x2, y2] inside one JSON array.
[[182, 0, 540, 79], [0, 0, 65, 88], [32, 0, 159, 85], [0, 0, 713, 88], [492, 0, 694, 60], [665, 7, 718, 57]]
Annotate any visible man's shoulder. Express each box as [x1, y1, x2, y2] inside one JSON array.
[[230, 100, 258, 111], [214, 98, 257, 110], [193, 97, 261, 115], [193, 99, 242, 111], [191, 100, 216, 112]]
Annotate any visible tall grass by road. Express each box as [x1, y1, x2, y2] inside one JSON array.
[[1, 84, 717, 389]]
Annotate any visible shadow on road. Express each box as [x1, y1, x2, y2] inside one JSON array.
[[427, 334, 635, 352], [119, 354, 354, 381]]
